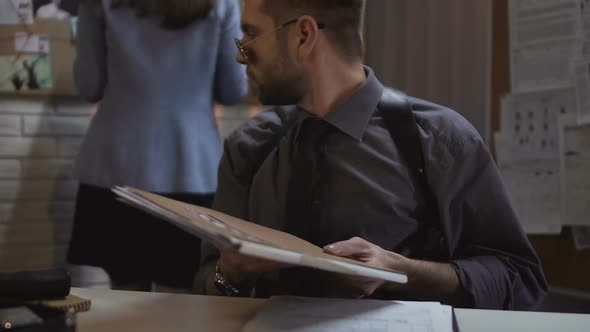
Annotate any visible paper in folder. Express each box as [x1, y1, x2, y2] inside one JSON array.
[[112, 187, 407, 284]]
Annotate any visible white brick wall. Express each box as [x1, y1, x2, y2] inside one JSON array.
[[0, 96, 256, 276], [21, 159, 75, 179], [0, 115, 21, 135], [0, 137, 57, 157], [23, 116, 91, 136], [0, 97, 93, 271], [216, 104, 262, 139], [0, 201, 75, 223], [0, 160, 20, 179], [0, 98, 52, 114], [57, 138, 83, 157]]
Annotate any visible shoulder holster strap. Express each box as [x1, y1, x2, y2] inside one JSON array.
[[379, 87, 447, 260]]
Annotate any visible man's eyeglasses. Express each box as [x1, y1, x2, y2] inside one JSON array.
[[235, 19, 326, 61]]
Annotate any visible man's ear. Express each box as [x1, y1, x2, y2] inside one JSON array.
[[294, 15, 321, 60]]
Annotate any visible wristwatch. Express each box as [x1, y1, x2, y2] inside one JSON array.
[[213, 262, 245, 297]]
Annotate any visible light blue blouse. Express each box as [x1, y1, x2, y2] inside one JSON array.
[[74, 0, 246, 193]]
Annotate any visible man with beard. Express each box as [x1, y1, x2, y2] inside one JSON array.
[[195, 0, 548, 310]]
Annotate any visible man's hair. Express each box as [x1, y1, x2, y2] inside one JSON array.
[[261, 0, 365, 61]]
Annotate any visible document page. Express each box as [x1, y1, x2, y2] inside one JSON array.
[[573, 227, 590, 250], [497, 87, 576, 162], [497, 158, 562, 234], [243, 297, 453, 332], [582, 0, 590, 55], [559, 116, 590, 226], [509, 0, 581, 47], [0, 0, 33, 25], [509, 0, 582, 91], [574, 60, 590, 123]]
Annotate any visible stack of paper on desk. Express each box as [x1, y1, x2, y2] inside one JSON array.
[[112, 187, 407, 284], [243, 297, 454, 332]]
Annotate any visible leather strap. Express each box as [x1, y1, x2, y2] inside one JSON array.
[[379, 87, 447, 260]]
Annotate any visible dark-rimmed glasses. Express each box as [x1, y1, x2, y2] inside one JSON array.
[[235, 19, 326, 61]]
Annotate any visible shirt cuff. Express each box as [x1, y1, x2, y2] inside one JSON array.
[[450, 259, 478, 309], [193, 260, 216, 295]]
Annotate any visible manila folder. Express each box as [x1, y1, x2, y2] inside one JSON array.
[[113, 186, 407, 284]]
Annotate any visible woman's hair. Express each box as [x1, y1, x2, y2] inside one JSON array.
[[109, 0, 216, 30]]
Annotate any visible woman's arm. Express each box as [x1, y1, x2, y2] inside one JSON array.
[[74, 0, 107, 103]]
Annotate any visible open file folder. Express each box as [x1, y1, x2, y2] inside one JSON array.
[[112, 186, 408, 284]]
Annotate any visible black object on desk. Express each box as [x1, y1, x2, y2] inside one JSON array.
[[0, 304, 75, 332], [0, 268, 71, 302], [0, 269, 75, 331]]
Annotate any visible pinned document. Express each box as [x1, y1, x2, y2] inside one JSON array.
[[559, 115, 590, 226], [14, 32, 49, 54], [0, 0, 34, 25], [497, 158, 562, 234], [509, 0, 582, 92], [0, 54, 52, 92]]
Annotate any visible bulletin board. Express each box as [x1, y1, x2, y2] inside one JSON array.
[[492, 0, 590, 292], [0, 0, 78, 96]]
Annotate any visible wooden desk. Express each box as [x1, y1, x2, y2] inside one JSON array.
[[72, 288, 590, 332]]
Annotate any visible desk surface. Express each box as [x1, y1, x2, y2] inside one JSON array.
[[72, 288, 590, 332]]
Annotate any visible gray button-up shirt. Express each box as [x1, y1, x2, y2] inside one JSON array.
[[198, 67, 547, 310]]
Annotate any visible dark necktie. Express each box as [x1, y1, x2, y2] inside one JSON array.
[[284, 117, 330, 246]]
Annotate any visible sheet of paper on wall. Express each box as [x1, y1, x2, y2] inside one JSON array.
[[574, 60, 590, 123], [510, 39, 580, 92], [243, 297, 454, 332], [14, 32, 50, 54], [498, 88, 576, 161], [493, 132, 544, 165], [509, 0, 582, 48], [494, 132, 519, 165], [559, 115, 590, 226], [0, 0, 34, 25], [509, 0, 583, 92], [498, 159, 562, 234], [572, 227, 590, 250], [581, 0, 590, 56], [0, 54, 52, 92]]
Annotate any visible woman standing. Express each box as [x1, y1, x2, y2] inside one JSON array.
[[67, 0, 246, 292]]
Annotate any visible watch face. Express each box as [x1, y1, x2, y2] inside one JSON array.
[[214, 277, 236, 297], [213, 279, 225, 295]]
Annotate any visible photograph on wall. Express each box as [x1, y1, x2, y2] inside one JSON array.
[[0, 54, 52, 91], [33, 0, 77, 20], [0, 0, 34, 25]]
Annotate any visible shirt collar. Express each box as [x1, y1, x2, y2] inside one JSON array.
[[295, 66, 384, 142]]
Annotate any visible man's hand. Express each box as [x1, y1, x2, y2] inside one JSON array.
[[323, 237, 411, 298], [218, 251, 292, 287], [205, 250, 293, 297], [324, 237, 466, 305]]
